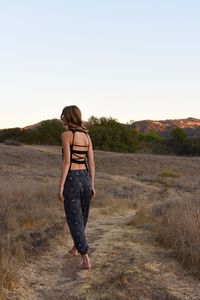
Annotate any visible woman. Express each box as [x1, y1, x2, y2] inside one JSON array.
[[57, 105, 95, 269]]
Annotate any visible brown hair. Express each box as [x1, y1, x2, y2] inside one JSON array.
[[60, 105, 87, 130]]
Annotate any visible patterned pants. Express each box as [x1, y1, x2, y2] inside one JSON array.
[[63, 169, 92, 255]]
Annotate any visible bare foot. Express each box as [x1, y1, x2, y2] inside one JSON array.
[[71, 245, 78, 257], [79, 262, 91, 269], [79, 254, 91, 269]]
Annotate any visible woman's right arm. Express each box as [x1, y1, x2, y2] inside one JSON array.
[[87, 134, 95, 197]]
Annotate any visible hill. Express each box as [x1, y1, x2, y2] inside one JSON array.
[[1, 117, 200, 138], [22, 119, 89, 131], [0, 117, 200, 156], [130, 117, 200, 138]]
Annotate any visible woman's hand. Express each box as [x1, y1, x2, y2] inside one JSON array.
[[57, 186, 64, 202], [91, 187, 96, 198]]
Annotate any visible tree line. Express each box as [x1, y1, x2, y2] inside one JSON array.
[[0, 117, 199, 155]]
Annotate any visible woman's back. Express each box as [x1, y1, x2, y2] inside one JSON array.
[[62, 128, 90, 171], [71, 129, 89, 148]]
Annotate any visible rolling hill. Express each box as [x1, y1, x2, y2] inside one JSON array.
[[11, 117, 200, 138], [129, 117, 200, 138]]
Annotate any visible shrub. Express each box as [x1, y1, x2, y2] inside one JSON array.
[[88, 116, 138, 153], [0, 119, 66, 145]]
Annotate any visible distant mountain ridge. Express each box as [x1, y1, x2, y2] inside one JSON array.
[[1, 117, 200, 138], [129, 117, 200, 138], [22, 119, 89, 131], [23, 120, 43, 130]]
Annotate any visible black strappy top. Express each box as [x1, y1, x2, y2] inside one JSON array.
[[62, 128, 89, 171]]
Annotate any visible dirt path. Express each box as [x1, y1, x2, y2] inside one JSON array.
[[6, 204, 200, 300]]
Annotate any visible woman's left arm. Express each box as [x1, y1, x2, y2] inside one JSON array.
[[57, 131, 71, 201]]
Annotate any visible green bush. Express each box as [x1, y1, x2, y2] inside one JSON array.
[[88, 116, 138, 153], [170, 128, 190, 155], [0, 119, 65, 145], [189, 138, 200, 155], [138, 131, 161, 142], [0, 128, 23, 143]]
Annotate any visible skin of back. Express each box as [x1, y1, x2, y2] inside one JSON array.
[[61, 130, 95, 192]]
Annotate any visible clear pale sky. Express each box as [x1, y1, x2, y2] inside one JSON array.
[[0, 0, 199, 129]]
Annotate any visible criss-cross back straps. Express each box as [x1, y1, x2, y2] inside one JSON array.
[[69, 129, 90, 170], [71, 130, 89, 150]]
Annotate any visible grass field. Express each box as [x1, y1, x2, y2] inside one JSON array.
[[1, 143, 200, 299]]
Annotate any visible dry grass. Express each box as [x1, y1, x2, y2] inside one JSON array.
[[155, 197, 200, 269], [1, 144, 200, 296], [0, 179, 62, 235], [127, 168, 200, 272], [0, 144, 63, 296], [3, 139, 23, 146], [93, 173, 138, 214], [87, 265, 134, 300], [0, 248, 19, 291]]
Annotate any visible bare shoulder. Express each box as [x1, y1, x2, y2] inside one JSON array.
[[61, 130, 73, 142], [86, 133, 93, 147], [87, 133, 92, 141]]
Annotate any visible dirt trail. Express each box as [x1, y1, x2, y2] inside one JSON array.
[[6, 204, 200, 300]]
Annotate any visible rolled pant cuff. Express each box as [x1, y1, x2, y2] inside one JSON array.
[[79, 246, 89, 255]]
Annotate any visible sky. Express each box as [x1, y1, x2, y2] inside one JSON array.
[[0, 0, 200, 129]]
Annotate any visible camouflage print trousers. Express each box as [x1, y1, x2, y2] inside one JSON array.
[[63, 169, 92, 255]]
